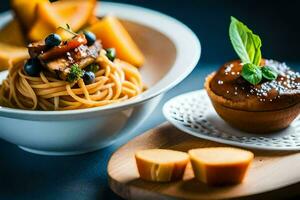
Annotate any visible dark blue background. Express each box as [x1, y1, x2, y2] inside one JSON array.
[[0, 1, 299, 200]]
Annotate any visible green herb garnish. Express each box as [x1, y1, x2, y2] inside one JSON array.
[[229, 16, 278, 85], [106, 48, 116, 62], [58, 24, 78, 37], [261, 66, 278, 80], [85, 63, 99, 73], [229, 16, 262, 66], [67, 64, 84, 82], [241, 63, 262, 85], [66, 23, 71, 30]]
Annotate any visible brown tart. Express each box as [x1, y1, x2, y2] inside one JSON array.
[[205, 59, 300, 133]]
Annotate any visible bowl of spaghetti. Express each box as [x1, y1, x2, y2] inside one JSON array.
[[0, 2, 200, 155]]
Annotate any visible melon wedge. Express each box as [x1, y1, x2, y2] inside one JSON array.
[[55, 26, 77, 41], [0, 43, 29, 71], [0, 19, 27, 47], [10, 0, 47, 29], [28, 1, 60, 42], [28, 0, 96, 42], [53, 0, 96, 31], [189, 147, 254, 185], [88, 16, 145, 67], [135, 149, 189, 182], [86, 15, 99, 27]]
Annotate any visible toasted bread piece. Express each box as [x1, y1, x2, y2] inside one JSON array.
[[189, 147, 254, 186], [135, 149, 189, 182]]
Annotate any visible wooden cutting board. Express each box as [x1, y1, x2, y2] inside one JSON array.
[[107, 123, 300, 200]]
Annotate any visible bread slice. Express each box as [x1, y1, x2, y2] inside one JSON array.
[[135, 149, 189, 182], [189, 147, 253, 185]]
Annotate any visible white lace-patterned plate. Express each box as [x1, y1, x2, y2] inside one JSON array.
[[163, 90, 300, 151]]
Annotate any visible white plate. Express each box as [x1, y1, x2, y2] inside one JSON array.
[[163, 90, 300, 151]]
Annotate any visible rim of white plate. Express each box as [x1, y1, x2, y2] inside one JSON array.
[[0, 1, 201, 118]]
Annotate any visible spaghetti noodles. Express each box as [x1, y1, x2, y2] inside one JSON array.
[[0, 50, 145, 110]]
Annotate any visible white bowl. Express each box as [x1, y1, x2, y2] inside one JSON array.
[[0, 2, 200, 155]]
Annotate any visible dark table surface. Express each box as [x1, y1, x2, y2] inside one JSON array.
[[0, 0, 299, 199]]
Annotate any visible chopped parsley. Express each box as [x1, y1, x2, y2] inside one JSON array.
[[67, 64, 84, 82]]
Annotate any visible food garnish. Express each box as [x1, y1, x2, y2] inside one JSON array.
[[59, 24, 78, 37], [45, 33, 62, 48], [83, 31, 96, 46], [229, 17, 278, 85], [261, 66, 278, 80], [106, 48, 116, 62], [24, 58, 42, 77], [67, 64, 84, 83], [85, 63, 99, 73], [82, 71, 96, 85], [241, 63, 262, 85]]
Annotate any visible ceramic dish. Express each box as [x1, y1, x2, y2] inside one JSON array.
[[0, 2, 201, 155], [163, 90, 300, 151]]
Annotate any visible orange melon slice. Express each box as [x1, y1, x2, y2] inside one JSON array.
[[88, 16, 145, 67], [10, 0, 47, 29], [189, 147, 254, 185], [28, 1, 60, 41], [0, 43, 29, 71], [55, 26, 77, 41], [53, 0, 96, 31], [0, 19, 27, 47], [86, 15, 99, 27], [28, 0, 96, 42], [135, 149, 189, 182]]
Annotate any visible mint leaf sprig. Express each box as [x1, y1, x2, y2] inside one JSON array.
[[229, 17, 278, 85], [262, 66, 278, 80], [242, 63, 262, 85]]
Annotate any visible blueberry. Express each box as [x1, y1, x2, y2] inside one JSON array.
[[106, 48, 116, 62], [82, 71, 95, 85], [24, 58, 42, 77], [45, 33, 61, 48], [84, 31, 96, 46]]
